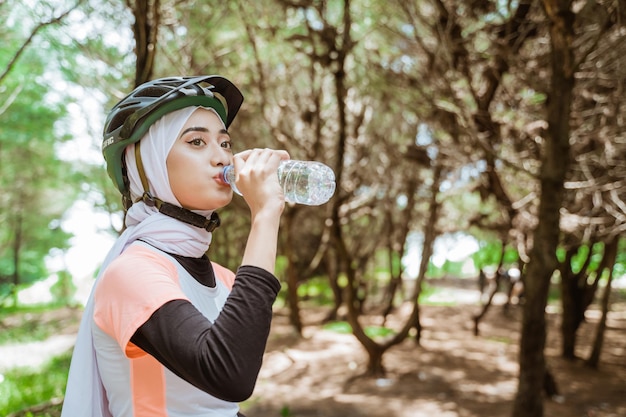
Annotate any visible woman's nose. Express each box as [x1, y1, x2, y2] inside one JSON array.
[[210, 145, 232, 167]]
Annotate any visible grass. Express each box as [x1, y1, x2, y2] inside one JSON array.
[[0, 351, 70, 417], [0, 318, 61, 346], [323, 321, 397, 340], [320, 285, 463, 339], [0, 304, 78, 346]]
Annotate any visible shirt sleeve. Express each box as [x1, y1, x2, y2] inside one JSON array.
[[130, 265, 281, 402], [93, 244, 190, 357]]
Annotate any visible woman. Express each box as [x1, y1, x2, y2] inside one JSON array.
[[62, 75, 288, 417]]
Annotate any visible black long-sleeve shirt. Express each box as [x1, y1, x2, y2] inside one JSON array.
[[130, 255, 280, 403]]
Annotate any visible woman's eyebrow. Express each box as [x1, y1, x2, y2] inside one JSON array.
[[179, 126, 229, 136]]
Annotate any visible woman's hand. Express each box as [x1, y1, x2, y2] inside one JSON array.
[[233, 148, 290, 274], [232, 148, 290, 218]]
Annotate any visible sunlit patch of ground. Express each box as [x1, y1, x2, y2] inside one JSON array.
[[0, 334, 76, 372], [245, 286, 626, 417], [0, 307, 80, 372]]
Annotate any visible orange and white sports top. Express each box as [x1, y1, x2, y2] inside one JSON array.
[[91, 241, 279, 417]]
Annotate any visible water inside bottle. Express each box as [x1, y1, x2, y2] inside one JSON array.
[[278, 161, 336, 205], [223, 160, 336, 205]]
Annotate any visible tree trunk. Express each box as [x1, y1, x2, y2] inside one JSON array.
[[323, 249, 343, 323], [365, 345, 386, 377], [473, 242, 507, 336], [283, 209, 303, 335], [512, 2, 575, 417], [129, 0, 160, 87], [586, 236, 619, 368], [382, 178, 416, 320], [10, 211, 23, 307], [410, 165, 442, 345], [560, 257, 580, 359], [381, 210, 401, 318], [381, 267, 402, 319], [561, 242, 613, 359], [342, 246, 387, 376]]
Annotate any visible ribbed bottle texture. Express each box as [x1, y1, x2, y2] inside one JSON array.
[[222, 160, 336, 206]]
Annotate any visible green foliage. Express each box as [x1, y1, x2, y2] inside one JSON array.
[[0, 2, 81, 303], [426, 261, 443, 278], [323, 321, 352, 334], [428, 259, 466, 278], [547, 282, 561, 305], [418, 283, 460, 306], [0, 305, 79, 345], [486, 335, 514, 344], [0, 318, 61, 346], [280, 405, 293, 417], [49, 271, 76, 306], [471, 240, 519, 270], [557, 238, 626, 279], [615, 238, 626, 278], [323, 321, 396, 340], [0, 351, 71, 416], [364, 325, 396, 339], [297, 276, 335, 305]]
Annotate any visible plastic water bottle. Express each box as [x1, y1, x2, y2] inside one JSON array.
[[221, 160, 336, 205]]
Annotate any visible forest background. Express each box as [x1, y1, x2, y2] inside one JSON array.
[[0, 1, 625, 417]]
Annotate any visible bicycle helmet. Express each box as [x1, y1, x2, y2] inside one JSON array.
[[102, 75, 244, 196]]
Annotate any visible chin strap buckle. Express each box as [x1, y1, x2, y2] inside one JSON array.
[[141, 192, 159, 208], [203, 212, 221, 232]]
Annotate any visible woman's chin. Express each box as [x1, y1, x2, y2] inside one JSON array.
[[205, 193, 234, 211], [180, 189, 233, 211]]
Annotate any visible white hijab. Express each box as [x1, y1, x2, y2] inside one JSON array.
[[61, 106, 224, 417]]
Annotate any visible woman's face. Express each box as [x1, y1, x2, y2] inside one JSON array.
[[167, 108, 234, 210]]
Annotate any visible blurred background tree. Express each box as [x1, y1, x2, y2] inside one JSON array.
[[0, 2, 79, 305]]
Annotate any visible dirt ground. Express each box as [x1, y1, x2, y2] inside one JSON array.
[[244, 287, 626, 417], [2, 282, 625, 417]]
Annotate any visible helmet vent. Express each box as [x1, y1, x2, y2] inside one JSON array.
[[135, 86, 169, 98], [106, 110, 135, 134]]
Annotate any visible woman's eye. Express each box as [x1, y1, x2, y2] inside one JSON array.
[[188, 138, 205, 146], [221, 140, 233, 149]]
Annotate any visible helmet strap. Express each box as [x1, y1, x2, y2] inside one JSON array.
[[135, 142, 151, 193], [132, 141, 220, 233], [137, 192, 221, 232]]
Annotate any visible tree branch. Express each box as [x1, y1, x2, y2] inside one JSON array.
[[0, 1, 82, 85]]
